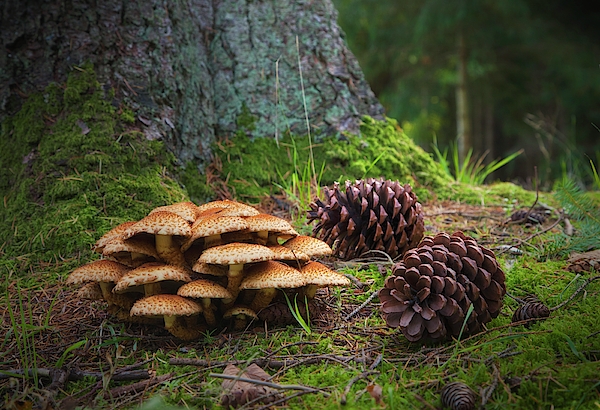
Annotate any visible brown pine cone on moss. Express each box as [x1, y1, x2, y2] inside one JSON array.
[[510, 209, 546, 224], [441, 382, 477, 410], [307, 178, 425, 260], [512, 300, 550, 326], [379, 231, 506, 343]]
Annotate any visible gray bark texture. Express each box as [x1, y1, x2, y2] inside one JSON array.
[[1, 0, 384, 166]]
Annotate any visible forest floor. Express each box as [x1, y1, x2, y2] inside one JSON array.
[[1, 198, 599, 410]]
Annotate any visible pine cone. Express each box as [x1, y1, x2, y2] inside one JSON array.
[[441, 382, 477, 410], [379, 231, 506, 343], [308, 178, 425, 260], [510, 209, 546, 224], [512, 301, 550, 326]]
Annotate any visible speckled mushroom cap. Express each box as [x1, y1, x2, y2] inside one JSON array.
[[198, 243, 276, 265], [240, 261, 306, 290], [196, 200, 260, 217], [102, 237, 160, 266], [94, 221, 137, 253], [149, 201, 200, 223], [300, 261, 351, 287], [177, 279, 232, 299], [66, 260, 131, 284], [122, 211, 192, 239], [191, 261, 229, 277], [76, 282, 104, 300], [267, 245, 310, 262], [223, 306, 258, 319], [130, 294, 202, 317], [244, 214, 299, 236], [113, 262, 192, 293], [282, 235, 333, 258], [181, 215, 249, 251]]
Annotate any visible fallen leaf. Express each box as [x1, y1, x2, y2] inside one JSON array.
[[366, 383, 385, 406], [220, 363, 283, 408]]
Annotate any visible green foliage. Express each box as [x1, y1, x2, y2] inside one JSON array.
[[283, 293, 312, 335], [537, 178, 600, 259], [0, 64, 188, 287], [333, 0, 600, 186], [432, 136, 523, 185]]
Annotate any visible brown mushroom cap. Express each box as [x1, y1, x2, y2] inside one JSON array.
[[94, 221, 137, 253], [123, 211, 192, 239], [197, 200, 260, 217], [198, 243, 276, 265], [240, 261, 306, 290], [267, 245, 310, 263], [130, 294, 202, 317], [191, 261, 229, 277], [181, 215, 249, 251], [149, 201, 200, 223], [300, 261, 351, 287], [244, 214, 299, 236], [102, 236, 160, 267], [177, 279, 232, 300], [66, 259, 130, 285], [223, 306, 258, 320], [113, 262, 192, 294], [130, 294, 203, 340], [282, 235, 333, 258], [76, 282, 104, 300]]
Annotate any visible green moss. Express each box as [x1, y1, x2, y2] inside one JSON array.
[[188, 115, 536, 207], [0, 63, 188, 287]]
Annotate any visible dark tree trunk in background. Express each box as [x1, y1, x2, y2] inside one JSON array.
[[1, 0, 384, 166]]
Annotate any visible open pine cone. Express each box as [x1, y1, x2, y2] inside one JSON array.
[[308, 178, 424, 260], [379, 231, 506, 343]]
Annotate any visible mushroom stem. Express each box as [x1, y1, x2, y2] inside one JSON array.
[[255, 230, 268, 245], [155, 234, 187, 266], [163, 316, 203, 341], [224, 264, 245, 304], [201, 298, 216, 326], [249, 288, 278, 312], [98, 282, 114, 302], [204, 234, 222, 249], [143, 282, 162, 297], [303, 284, 319, 299]]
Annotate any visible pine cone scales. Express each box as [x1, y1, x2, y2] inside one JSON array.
[[308, 179, 425, 260], [379, 231, 506, 343]]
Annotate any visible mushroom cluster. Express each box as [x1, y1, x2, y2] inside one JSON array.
[[66, 200, 350, 340]]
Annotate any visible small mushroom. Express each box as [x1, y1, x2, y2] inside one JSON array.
[[112, 262, 192, 297], [223, 306, 258, 331], [149, 201, 201, 223], [76, 282, 104, 300], [130, 294, 203, 340], [299, 261, 351, 299], [181, 215, 249, 252], [198, 243, 276, 304], [282, 235, 333, 258], [177, 279, 232, 326], [122, 211, 192, 267], [66, 259, 131, 306], [101, 236, 160, 267], [239, 261, 306, 312], [196, 200, 260, 217], [94, 221, 137, 254], [243, 214, 298, 245]]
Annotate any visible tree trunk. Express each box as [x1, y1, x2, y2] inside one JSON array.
[[0, 0, 384, 166], [455, 30, 471, 162]]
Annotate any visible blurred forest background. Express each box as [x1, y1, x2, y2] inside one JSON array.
[[333, 0, 600, 189]]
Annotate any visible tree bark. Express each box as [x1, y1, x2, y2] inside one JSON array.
[[455, 30, 471, 162], [0, 0, 384, 166]]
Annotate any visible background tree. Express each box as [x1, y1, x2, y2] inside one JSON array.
[[1, 0, 384, 167], [334, 0, 600, 187]]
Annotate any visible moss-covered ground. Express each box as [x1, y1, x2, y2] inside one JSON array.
[[1, 66, 598, 409]]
